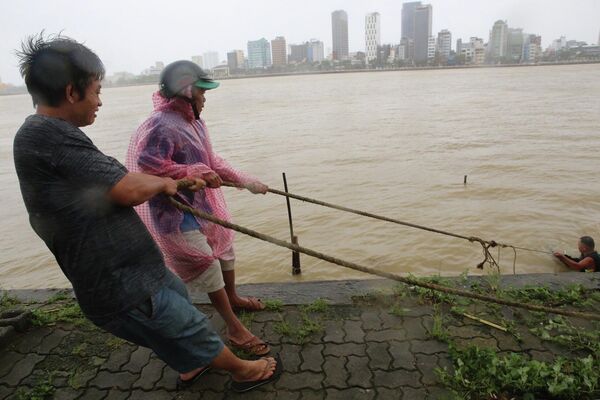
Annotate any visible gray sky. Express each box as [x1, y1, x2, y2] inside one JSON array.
[[1, 0, 599, 85]]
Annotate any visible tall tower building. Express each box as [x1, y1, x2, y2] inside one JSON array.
[[227, 50, 245, 71], [413, 4, 432, 64], [307, 39, 325, 63], [271, 36, 287, 66], [437, 29, 452, 59], [247, 38, 272, 69], [401, 2, 421, 42], [365, 12, 381, 62], [331, 10, 349, 60], [202, 52, 219, 70], [489, 20, 509, 60]]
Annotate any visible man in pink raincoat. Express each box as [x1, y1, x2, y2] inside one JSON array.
[[126, 60, 270, 356]]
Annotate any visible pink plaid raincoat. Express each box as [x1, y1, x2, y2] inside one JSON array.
[[126, 91, 257, 282]]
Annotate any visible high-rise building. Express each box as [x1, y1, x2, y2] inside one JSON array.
[[427, 36, 437, 60], [289, 43, 308, 63], [522, 35, 542, 62], [247, 38, 272, 69], [191, 56, 203, 68], [331, 10, 349, 60], [365, 12, 381, 62], [489, 20, 508, 61], [437, 29, 452, 59], [401, 2, 421, 42], [414, 4, 432, 64], [202, 51, 219, 70], [307, 39, 325, 63], [227, 50, 245, 71], [457, 37, 485, 65], [271, 36, 287, 66], [507, 28, 524, 62]]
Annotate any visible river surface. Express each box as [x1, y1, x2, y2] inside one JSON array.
[[1, 65, 599, 289]]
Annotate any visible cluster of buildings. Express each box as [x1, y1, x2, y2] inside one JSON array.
[[109, 2, 599, 82]]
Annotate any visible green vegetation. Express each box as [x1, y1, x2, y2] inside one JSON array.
[[0, 292, 21, 313], [301, 298, 329, 313], [16, 373, 55, 400], [31, 300, 88, 327], [263, 299, 284, 312], [273, 299, 328, 343], [437, 346, 599, 400]]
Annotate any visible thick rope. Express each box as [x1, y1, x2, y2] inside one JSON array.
[[168, 195, 600, 321]]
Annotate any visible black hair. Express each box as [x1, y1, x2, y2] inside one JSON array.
[[16, 32, 105, 107], [580, 236, 595, 250]]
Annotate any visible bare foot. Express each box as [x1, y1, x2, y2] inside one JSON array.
[[232, 357, 276, 383], [179, 366, 209, 382], [230, 296, 265, 311]]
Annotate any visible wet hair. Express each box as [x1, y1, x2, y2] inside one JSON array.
[[580, 236, 595, 250], [16, 32, 105, 107]]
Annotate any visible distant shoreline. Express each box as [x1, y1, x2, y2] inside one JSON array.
[[2, 59, 599, 95]]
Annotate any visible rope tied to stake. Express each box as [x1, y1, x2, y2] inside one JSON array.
[[168, 182, 600, 321]]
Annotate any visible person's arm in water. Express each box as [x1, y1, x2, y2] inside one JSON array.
[[553, 251, 595, 271], [109, 174, 205, 207]]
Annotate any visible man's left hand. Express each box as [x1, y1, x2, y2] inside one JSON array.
[[246, 182, 269, 194]]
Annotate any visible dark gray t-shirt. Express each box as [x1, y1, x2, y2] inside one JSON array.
[[13, 114, 168, 318]]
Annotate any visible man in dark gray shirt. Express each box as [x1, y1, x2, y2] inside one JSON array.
[[13, 33, 280, 393]]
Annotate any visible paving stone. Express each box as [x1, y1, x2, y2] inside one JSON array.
[[517, 331, 545, 351], [447, 324, 486, 339], [36, 329, 70, 353], [101, 344, 135, 371], [0, 386, 13, 400], [175, 391, 223, 400], [300, 344, 324, 372], [400, 305, 433, 318], [228, 390, 279, 400], [324, 343, 366, 357], [388, 341, 415, 370], [323, 320, 345, 343], [129, 389, 173, 400], [377, 387, 403, 399], [401, 386, 428, 399], [89, 370, 138, 390], [104, 390, 130, 400], [347, 356, 372, 388], [78, 388, 108, 400], [133, 357, 165, 390], [52, 387, 80, 400], [1, 353, 44, 386], [323, 356, 348, 389], [279, 344, 302, 373], [495, 332, 521, 352], [252, 311, 281, 323], [455, 337, 497, 351], [325, 388, 376, 399], [436, 354, 453, 372], [402, 318, 428, 340], [155, 366, 178, 391], [427, 386, 454, 399], [366, 342, 391, 370], [411, 340, 448, 355], [262, 321, 282, 344], [297, 389, 326, 400], [360, 310, 381, 330], [68, 367, 99, 389], [365, 329, 403, 342], [9, 327, 52, 353], [343, 320, 365, 343], [0, 352, 25, 379], [529, 350, 555, 363], [380, 312, 403, 330], [373, 369, 422, 389], [276, 371, 323, 391], [122, 346, 153, 374], [415, 354, 439, 386]]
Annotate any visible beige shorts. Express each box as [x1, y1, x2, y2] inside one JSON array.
[[182, 230, 235, 294]]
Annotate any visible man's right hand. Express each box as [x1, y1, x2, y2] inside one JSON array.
[[201, 171, 223, 188]]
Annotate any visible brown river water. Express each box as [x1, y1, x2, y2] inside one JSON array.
[[1, 65, 599, 289]]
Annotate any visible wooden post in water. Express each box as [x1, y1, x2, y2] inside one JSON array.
[[464, 175, 468, 185], [282, 172, 301, 275]]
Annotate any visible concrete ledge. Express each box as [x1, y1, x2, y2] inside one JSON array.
[[3, 272, 597, 305]]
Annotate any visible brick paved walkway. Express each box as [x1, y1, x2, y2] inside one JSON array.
[[1, 274, 598, 399]]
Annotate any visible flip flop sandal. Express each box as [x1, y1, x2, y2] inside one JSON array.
[[232, 297, 266, 312], [230, 353, 283, 393], [228, 335, 271, 356], [176, 366, 211, 390]]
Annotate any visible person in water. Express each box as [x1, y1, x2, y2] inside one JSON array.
[[126, 60, 270, 356], [553, 236, 599, 272], [13, 33, 280, 392]]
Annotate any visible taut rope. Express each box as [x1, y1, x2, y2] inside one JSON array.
[[168, 187, 600, 321]]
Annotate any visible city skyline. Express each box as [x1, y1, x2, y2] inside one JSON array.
[[1, 0, 599, 84]]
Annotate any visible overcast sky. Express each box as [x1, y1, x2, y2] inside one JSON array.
[[1, 0, 599, 85]]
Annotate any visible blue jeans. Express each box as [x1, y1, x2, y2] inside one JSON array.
[[90, 271, 224, 373]]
